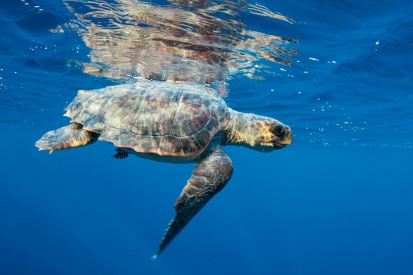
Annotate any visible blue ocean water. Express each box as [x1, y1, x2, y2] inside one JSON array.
[[1, 0, 412, 274]]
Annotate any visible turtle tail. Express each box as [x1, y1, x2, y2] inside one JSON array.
[[35, 123, 99, 154]]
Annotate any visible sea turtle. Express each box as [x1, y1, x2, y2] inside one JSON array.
[[35, 80, 292, 259]]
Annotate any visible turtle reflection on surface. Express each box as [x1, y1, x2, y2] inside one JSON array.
[[62, 0, 297, 83]]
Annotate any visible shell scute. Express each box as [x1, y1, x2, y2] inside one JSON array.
[[205, 118, 220, 134], [136, 136, 163, 153], [169, 92, 210, 137], [180, 136, 202, 155], [219, 111, 231, 128], [130, 89, 182, 136], [160, 136, 184, 155], [194, 129, 213, 149]]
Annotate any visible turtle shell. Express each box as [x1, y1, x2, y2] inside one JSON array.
[[64, 81, 231, 157]]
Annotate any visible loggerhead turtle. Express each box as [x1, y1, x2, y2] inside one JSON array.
[[35, 80, 292, 259]]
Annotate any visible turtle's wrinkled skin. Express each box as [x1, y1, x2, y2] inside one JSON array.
[[35, 81, 292, 259]]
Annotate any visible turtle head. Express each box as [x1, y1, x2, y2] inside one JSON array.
[[226, 111, 292, 152], [250, 118, 293, 152]]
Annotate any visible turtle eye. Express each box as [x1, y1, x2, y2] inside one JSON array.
[[272, 125, 284, 136]]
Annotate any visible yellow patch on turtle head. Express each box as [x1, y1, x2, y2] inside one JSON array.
[[250, 119, 293, 151]]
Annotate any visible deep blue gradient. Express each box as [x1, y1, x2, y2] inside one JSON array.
[[1, 0, 413, 274]]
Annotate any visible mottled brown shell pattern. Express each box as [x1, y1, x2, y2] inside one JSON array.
[[64, 81, 231, 157]]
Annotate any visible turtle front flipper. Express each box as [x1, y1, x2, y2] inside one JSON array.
[[35, 123, 99, 154], [152, 145, 233, 259]]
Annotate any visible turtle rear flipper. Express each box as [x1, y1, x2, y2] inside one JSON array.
[[35, 123, 99, 154], [152, 145, 233, 259]]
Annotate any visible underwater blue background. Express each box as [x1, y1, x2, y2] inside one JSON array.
[[1, 0, 413, 274]]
